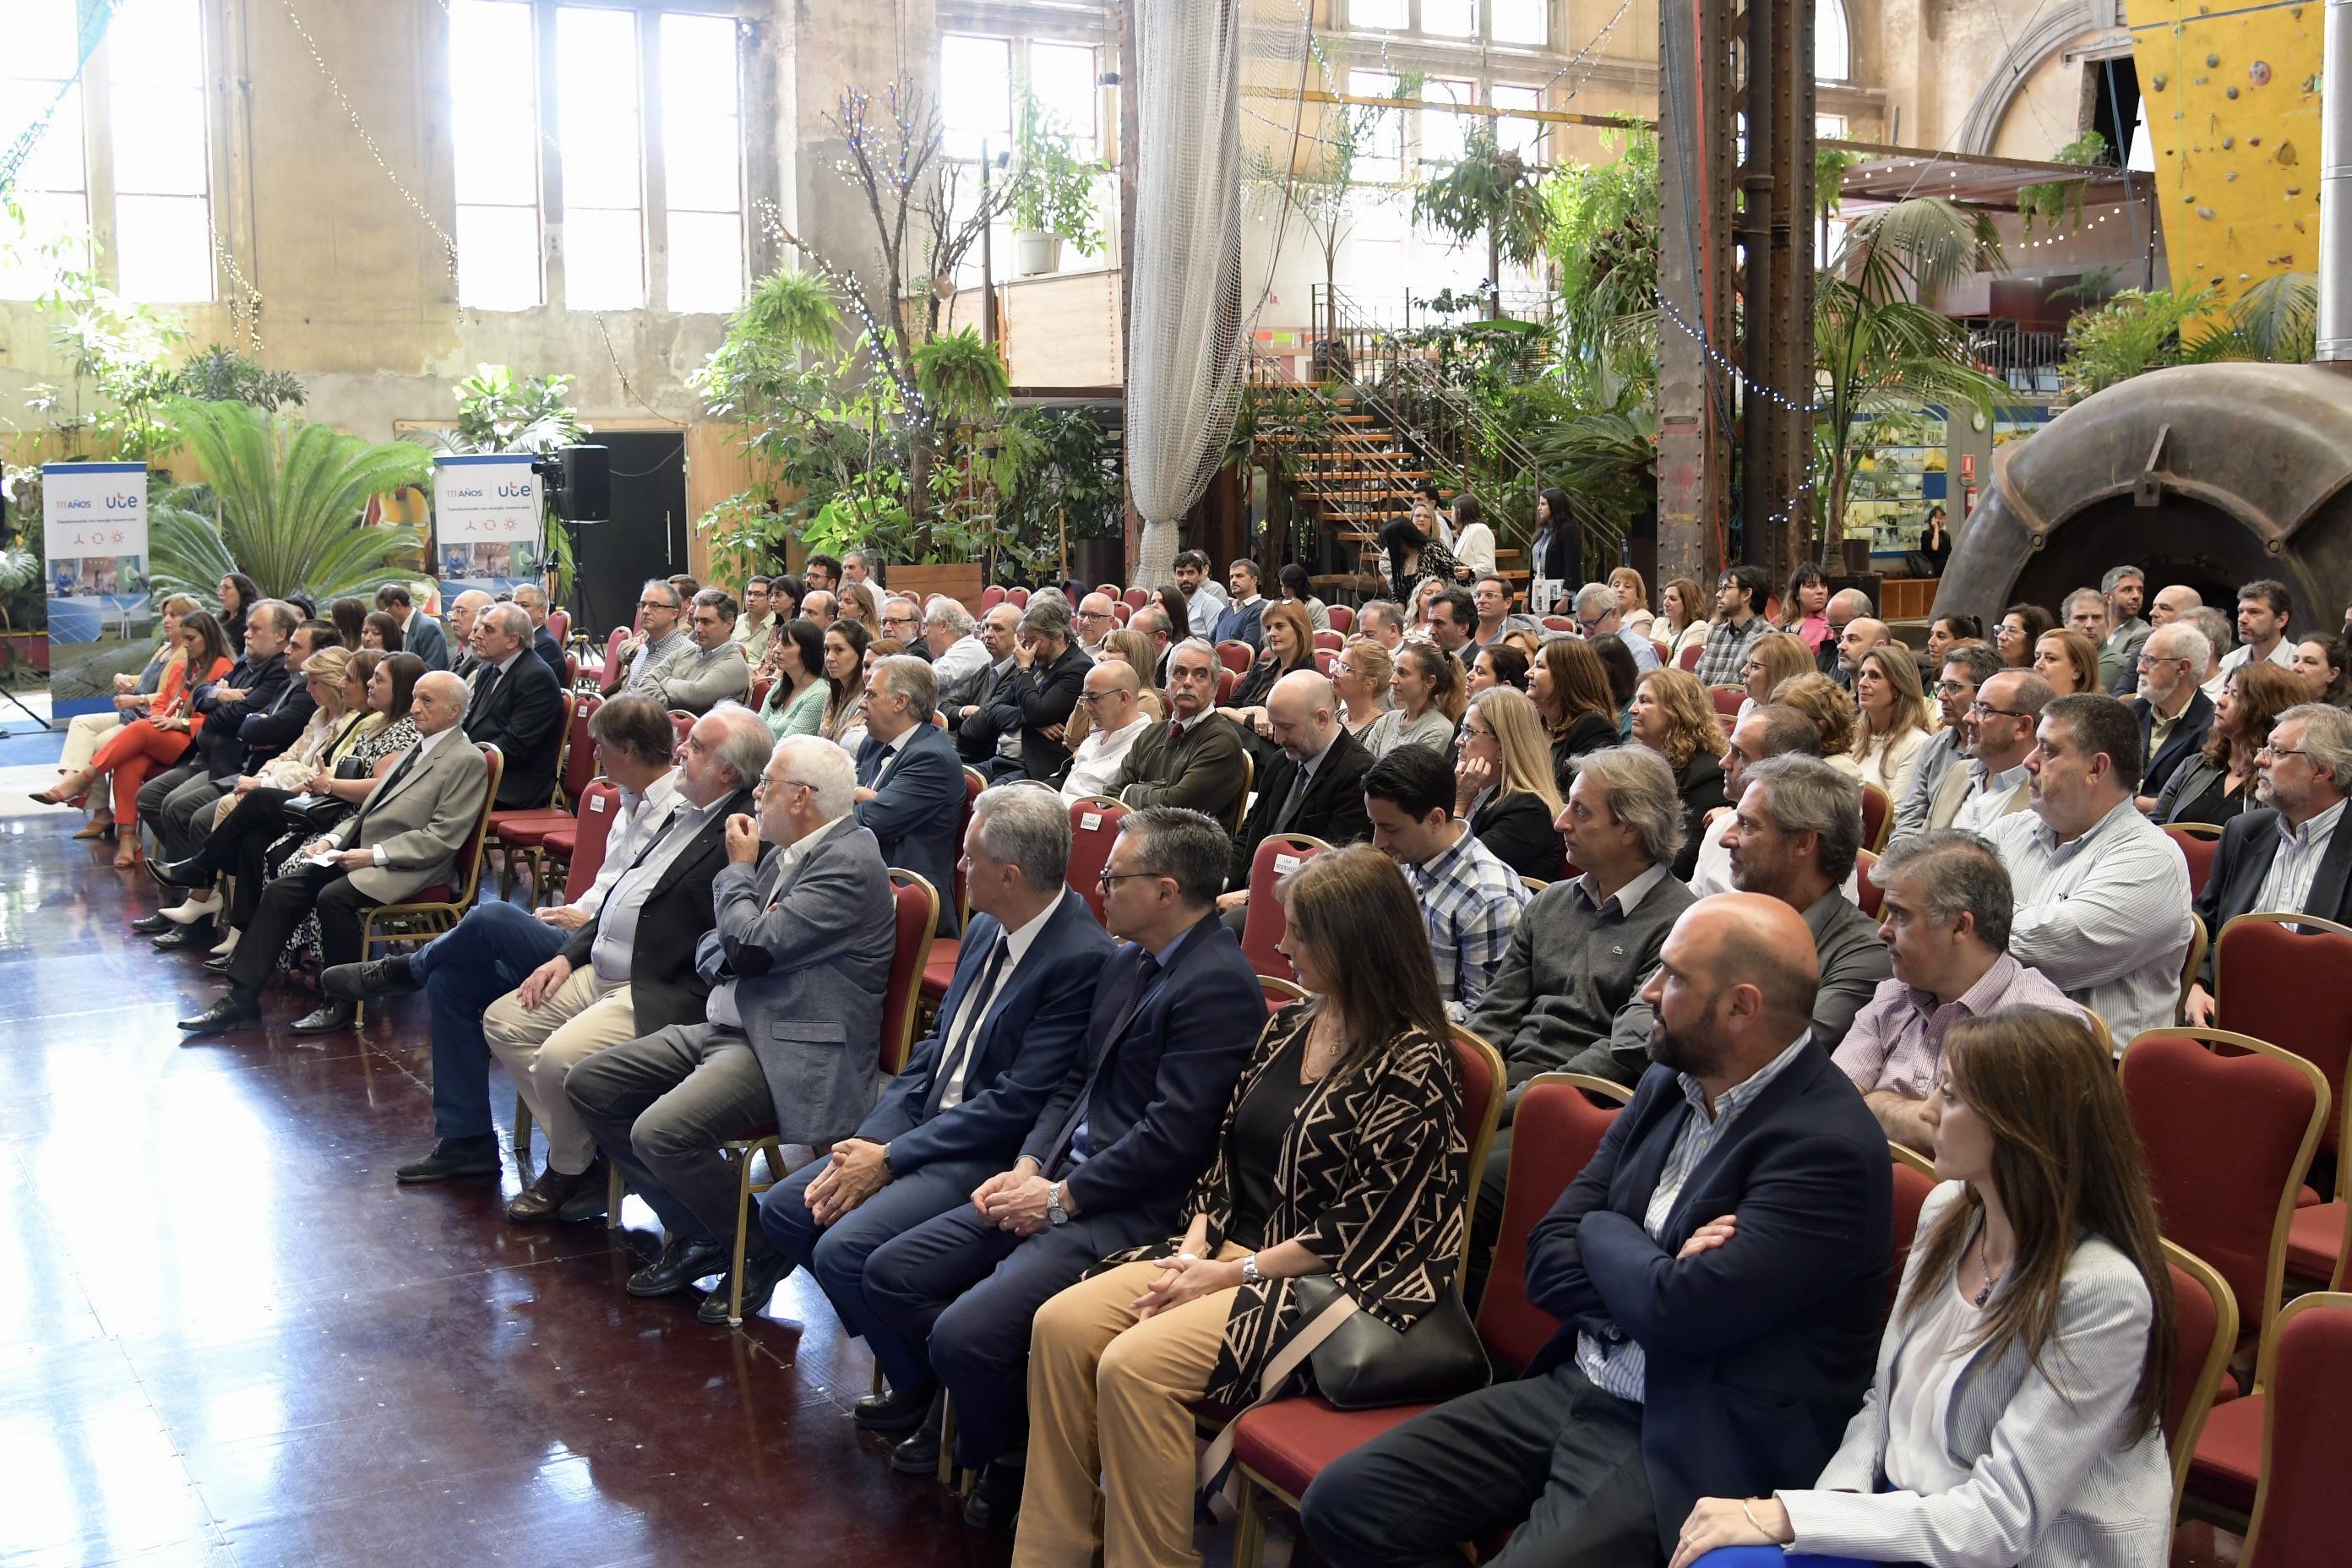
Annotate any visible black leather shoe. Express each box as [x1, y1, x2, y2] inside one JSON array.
[[290, 1001, 355, 1035], [129, 912, 172, 936], [395, 1135, 501, 1183], [854, 1380, 939, 1435], [177, 995, 260, 1037], [321, 955, 418, 1004], [626, 1237, 727, 1297], [148, 856, 213, 890], [889, 1394, 947, 1476], [697, 1249, 791, 1325], [152, 922, 213, 952], [961, 1459, 1024, 1531], [553, 1164, 610, 1224], [506, 1161, 601, 1224], [202, 953, 232, 973]]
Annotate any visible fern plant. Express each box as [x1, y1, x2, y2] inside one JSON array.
[[151, 399, 431, 602]]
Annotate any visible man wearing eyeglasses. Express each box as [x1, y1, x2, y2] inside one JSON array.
[[2126, 620, 2215, 807], [1062, 661, 1154, 801], [1571, 581, 1658, 671], [1694, 564, 1771, 686], [2185, 704, 2352, 1025], [1887, 644, 2002, 848], [1924, 668, 2047, 837], [853, 656, 965, 934], [602, 578, 694, 699], [1071, 593, 1119, 658], [881, 595, 928, 658]]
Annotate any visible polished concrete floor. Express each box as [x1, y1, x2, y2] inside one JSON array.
[[0, 756, 2244, 1567]]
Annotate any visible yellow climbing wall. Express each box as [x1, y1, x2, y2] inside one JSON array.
[[2126, 0, 2324, 307]]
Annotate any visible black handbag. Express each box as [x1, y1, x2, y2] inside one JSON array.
[[1293, 1276, 1490, 1410], [280, 792, 352, 833]]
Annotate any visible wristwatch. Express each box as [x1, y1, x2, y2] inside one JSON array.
[[1045, 1180, 1069, 1227], [1240, 1253, 1263, 1287]]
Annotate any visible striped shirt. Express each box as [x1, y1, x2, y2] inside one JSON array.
[[1984, 796, 2193, 1049], [2253, 798, 2347, 922], [1693, 616, 1770, 687], [1576, 1031, 1816, 1402], [1404, 826, 1533, 1019]]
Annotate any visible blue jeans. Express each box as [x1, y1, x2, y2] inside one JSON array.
[[1692, 1552, 1869, 1567], [411, 900, 569, 1140]]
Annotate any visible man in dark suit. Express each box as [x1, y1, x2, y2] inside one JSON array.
[[566, 735, 897, 1325], [863, 807, 1264, 1529], [514, 581, 569, 687], [956, 602, 1025, 767], [2128, 620, 2216, 804], [758, 785, 1114, 1422], [1216, 669, 1372, 928], [853, 654, 966, 934], [2186, 702, 2352, 1022], [461, 602, 567, 809], [1302, 893, 1893, 1566], [978, 601, 1091, 785], [378, 581, 449, 669]]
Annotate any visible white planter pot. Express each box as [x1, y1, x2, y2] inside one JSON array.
[[1014, 230, 1063, 277]]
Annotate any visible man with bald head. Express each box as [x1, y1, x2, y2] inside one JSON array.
[[1816, 588, 1875, 683], [1062, 660, 1153, 800], [1304, 890, 1894, 1567], [462, 600, 566, 808], [2148, 584, 2200, 629], [180, 669, 493, 1038], [1830, 614, 1889, 690], [1217, 668, 1374, 924], [1072, 592, 1119, 657], [802, 590, 837, 630], [444, 589, 495, 679]]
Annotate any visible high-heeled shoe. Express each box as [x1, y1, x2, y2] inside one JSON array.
[[71, 817, 114, 841], [30, 770, 93, 807], [112, 840, 141, 869]]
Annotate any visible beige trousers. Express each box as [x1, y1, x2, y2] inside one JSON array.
[[61, 710, 124, 776], [483, 966, 637, 1173], [1015, 1243, 1249, 1568]]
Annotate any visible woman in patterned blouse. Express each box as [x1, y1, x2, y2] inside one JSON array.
[[1016, 846, 1470, 1568]]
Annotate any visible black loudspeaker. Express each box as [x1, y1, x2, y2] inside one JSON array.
[[555, 444, 610, 523]]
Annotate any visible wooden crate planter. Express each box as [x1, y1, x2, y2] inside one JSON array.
[[886, 563, 986, 610]]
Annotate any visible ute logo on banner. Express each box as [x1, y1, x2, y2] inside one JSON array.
[[44, 461, 152, 717], [433, 454, 545, 601]]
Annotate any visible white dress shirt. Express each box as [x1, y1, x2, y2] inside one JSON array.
[[587, 792, 727, 981], [2253, 798, 2347, 919], [1062, 714, 1154, 801], [2219, 638, 2295, 676], [929, 896, 1059, 1113], [569, 770, 684, 918], [360, 722, 459, 865], [1952, 760, 2031, 835]]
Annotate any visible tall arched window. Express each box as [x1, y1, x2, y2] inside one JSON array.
[[1817, 0, 1852, 81]]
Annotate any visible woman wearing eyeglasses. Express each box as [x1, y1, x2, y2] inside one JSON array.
[[2152, 660, 2301, 827], [1736, 631, 1816, 728], [1329, 640, 1393, 740]]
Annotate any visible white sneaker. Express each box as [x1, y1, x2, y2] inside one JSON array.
[[161, 888, 223, 926], [209, 927, 240, 957]]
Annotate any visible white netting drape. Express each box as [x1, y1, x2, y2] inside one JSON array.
[[1126, 0, 1309, 587]]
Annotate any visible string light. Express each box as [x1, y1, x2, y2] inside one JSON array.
[[2014, 200, 2133, 249], [279, 0, 459, 284], [206, 218, 266, 354], [1655, 289, 1821, 416]]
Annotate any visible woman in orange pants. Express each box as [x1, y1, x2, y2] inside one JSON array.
[[38, 612, 235, 866]]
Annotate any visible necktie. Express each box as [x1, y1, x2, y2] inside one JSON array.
[[469, 663, 500, 722], [355, 744, 421, 833], [1069, 948, 1164, 1164], [927, 934, 1012, 1116], [1273, 759, 1313, 831]]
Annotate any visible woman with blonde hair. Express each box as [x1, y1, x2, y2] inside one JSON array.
[[1331, 640, 1393, 738], [836, 579, 883, 638], [1610, 566, 1656, 639], [2153, 660, 2301, 826], [1674, 1008, 2175, 1568], [49, 591, 201, 838], [1850, 645, 1940, 803], [1772, 672, 1860, 766], [1456, 686, 1565, 879], [1736, 630, 1816, 726], [1659, 575, 1711, 665], [1017, 846, 1467, 1568], [1364, 640, 1463, 759], [1631, 668, 1731, 880], [1531, 635, 1621, 788], [2031, 629, 2100, 697]]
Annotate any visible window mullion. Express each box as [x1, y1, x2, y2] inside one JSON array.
[[83, 35, 118, 290], [537, 0, 567, 306], [641, 12, 667, 312]]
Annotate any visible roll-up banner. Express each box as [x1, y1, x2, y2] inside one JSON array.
[[44, 461, 150, 717], [432, 454, 544, 603]]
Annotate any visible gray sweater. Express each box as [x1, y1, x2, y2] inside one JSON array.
[[1467, 865, 1695, 1086]]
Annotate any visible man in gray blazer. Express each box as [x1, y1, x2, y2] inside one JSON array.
[[179, 671, 488, 1037], [565, 735, 898, 1325]]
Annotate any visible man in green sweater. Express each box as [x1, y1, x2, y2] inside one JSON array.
[[1107, 640, 1247, 825]]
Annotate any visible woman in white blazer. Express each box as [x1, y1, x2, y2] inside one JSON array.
[[1671, 1005, 2176, 1568]]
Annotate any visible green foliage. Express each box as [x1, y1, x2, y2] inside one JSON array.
[[1006, 84, 1102, 254], [2055, 287, 2211, 400], [173, 346, 306, 411], [2190, 271, 2318, 365], [1411, 121, 1549, 278], [21, 259, 190, 462], [1816, 147, 1858, 218], [1540, 122, 1659, 404], [2017, 130, 2109, 237], [150, 400, 430, 602], [913, 328, 1013, 424], [450, 363, 583, 456], [991, 407, 1124, 581]]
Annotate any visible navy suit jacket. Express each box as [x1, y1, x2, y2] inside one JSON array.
[[193, 653, 308, 779], [855, 721, 966, 934], [859, 890, 1113, 1173], [2191, 805, 2352, 985], [1021, 913, 1264, 1225], [1523, 1041, 1891, 1560], [464, 651, 566, 808], [1212, 597, 1266, 650], [2131, 688, 2215, 798]]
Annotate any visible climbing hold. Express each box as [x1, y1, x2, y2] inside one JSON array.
[[2197, 206, 2216, 219], [2223, 135, 2235, 149], [2152, 74, 2168, 90], [2250, 61, 2272, 85], [2227, 85, 2240, 99], [2278, 140, 2299, 164], [2287, 186, 2303, 197], [2225, 170, 2238, 181], [2207, 52, 2220, 67]]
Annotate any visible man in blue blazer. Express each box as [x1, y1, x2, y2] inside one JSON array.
[[759, 785, 1113, 1429], [1302, 893, 1892, 1566], [853, 654, 966, 934], [863, 807, 1265, 1529]]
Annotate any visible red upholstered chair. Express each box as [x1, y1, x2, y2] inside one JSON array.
[[1886, 1143, 1938, 1322], [2217, 912, 2352, 1286], [1095, 583, 1120, 600], [1311, 649, 1335, 676], [884, 871, 939, 1077], [1326, 605, 1353, 634], [1007, 587, 1030, 608], [981, 585, 1006, 612], [603, 625, 631, 675], [1651, 641, 1670, 666], [1855, 847, 1883, 921], [547, 607, 570, 646], [1543, 616, 1575, 634], [1312, 629, 1344, 651], [2164, 1241, 2240, 1517], [1227, 1069, 1624, 1568], [563, 651, 579, 689], [1217, 640, 1255, 675], [918, 769, 989, 1008], [1111, 602, 1130, 626], [1066, 797, 1128, 923], [1707, 685, 1745, 719], [1859, 782, 1892, 852], [2164, 821, 2225, 899], [1239, 835, 1329, 981], [1216, 667, 1239, 706], [1122, 586, 1150, 611], [749, 677, 773, 711], [2234, 1291, 2352, 1566], [1677, 642, 1704, 672], [2123, 1029, 2329, 1377], [553, 780, 623, 903], [670, 710, 694, 748], [493, 692, 603, 896]]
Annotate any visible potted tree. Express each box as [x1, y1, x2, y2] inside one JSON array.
[[1008, 85, 1102, 277]]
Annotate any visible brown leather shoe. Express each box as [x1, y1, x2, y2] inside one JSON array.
[[505, 1162, 602, 1223]]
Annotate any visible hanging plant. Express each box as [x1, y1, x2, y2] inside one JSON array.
[[2017, 130, 2109, 237]]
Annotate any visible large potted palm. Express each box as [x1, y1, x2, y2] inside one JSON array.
[[150, 398, 431, 602]]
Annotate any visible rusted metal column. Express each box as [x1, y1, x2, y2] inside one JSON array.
[[1745, 0, 1816, 580], [1656, 0, 1734, 585]]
